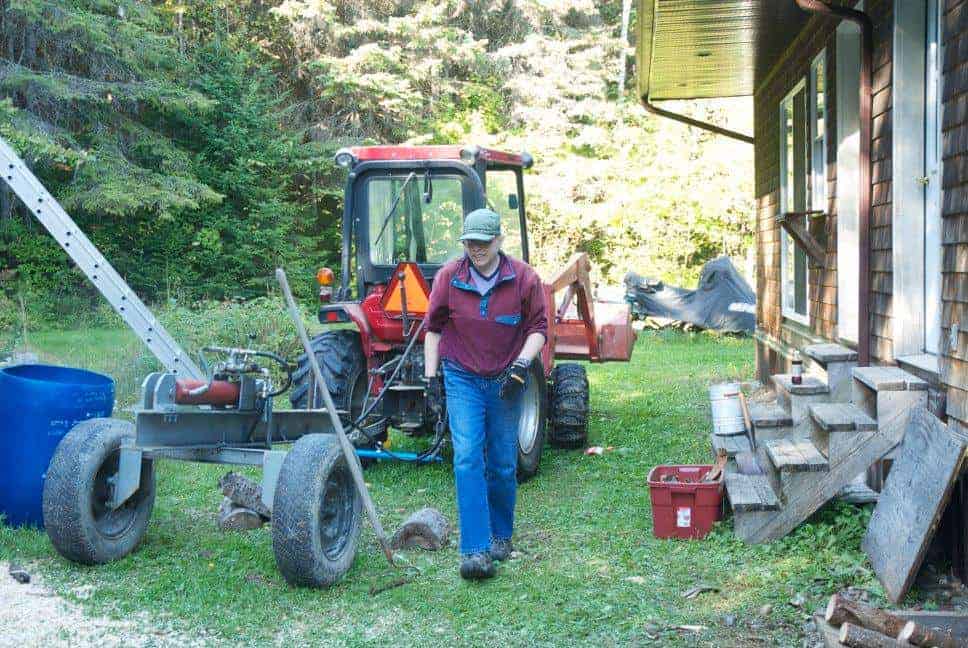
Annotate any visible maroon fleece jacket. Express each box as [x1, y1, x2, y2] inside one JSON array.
[[426, 253, 547, 376]]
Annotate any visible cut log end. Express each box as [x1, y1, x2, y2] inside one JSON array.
[[827, 593, 847, 625], [898, 620, 963, 648], [390, 507, 450, 551], [217, 497, 266, 532]]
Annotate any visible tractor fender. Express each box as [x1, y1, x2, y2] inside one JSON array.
[[318, 302, 375, 358]]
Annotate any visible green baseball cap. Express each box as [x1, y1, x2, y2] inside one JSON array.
[[460, 208, 501, 242]]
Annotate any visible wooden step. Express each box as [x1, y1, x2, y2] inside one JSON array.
[[852, 366, 928, 392], [712, 433, 752, 458], [803, 343, 858, 365], [737, 416, 908, 544], [726, 472, 780, 512], [763, 438, 828, 472], [749, 402, 793, 429], [810, 403, 877, 432], [772, 373, 829, 396]]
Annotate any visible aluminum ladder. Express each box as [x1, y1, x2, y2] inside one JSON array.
[[0, 136, 203, 379]]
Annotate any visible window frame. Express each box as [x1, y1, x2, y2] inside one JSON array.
[[779, 77, 811, 326], [809, 51, 828, 214]]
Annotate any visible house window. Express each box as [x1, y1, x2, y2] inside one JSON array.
[[779, 52, 826, 327], [810, 53, 827, 212]]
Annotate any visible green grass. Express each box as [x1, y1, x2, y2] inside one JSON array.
[[0, 328, 881, 646]]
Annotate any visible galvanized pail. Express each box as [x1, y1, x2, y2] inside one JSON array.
[[709, 382, 745, 437]]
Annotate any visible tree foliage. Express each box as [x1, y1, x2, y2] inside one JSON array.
[[0, 0, 754, 328]]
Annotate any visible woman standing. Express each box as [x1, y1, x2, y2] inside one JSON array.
[[424, 208, 548, 580]]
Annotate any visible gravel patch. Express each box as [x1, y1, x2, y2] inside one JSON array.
[[0, 562, 201, 647]]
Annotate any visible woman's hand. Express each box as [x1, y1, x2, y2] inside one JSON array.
[[426, 374, 445, 415], [499, 358, 530, 400]]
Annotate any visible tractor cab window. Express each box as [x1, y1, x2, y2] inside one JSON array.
[[485, 170, 524, 259], [367, 174, 465, 266]]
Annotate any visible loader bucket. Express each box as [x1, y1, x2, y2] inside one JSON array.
[[553, 301, 636, 362]]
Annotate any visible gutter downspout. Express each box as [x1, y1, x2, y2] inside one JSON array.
[[640, 97, 755, 144], [794, 0, 873, 367]]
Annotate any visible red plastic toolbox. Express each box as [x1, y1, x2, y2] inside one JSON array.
[[647, 464, 724, 539]]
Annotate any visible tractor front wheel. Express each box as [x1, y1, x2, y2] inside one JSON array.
[[290, 329, 387, 447], [549, 363, 589, 449], [516, 362, 547, 482]]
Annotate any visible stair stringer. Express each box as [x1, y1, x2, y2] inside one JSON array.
[[735, 389, 926, 544]]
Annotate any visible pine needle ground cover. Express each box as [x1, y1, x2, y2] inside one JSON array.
[[0, 326, 878, 647]]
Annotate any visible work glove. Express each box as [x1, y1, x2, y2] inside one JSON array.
[[425, 374, 445, 416], [499, 358, 530, 401]]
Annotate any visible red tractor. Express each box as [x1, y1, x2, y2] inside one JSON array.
[[293, 145, 636, 480]]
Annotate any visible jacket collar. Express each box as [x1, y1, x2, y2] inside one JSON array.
[[452, 252, 515, 291]]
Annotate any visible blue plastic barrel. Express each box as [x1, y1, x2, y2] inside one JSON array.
[[0, 364, 114, 528]]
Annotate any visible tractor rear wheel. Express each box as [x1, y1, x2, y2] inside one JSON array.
[[271, 434, 361, 588], [290, 330, 387, 447], [548, 363, 589, 449], [516, 362, 547, 482]]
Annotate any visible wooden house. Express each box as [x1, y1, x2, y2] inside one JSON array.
[[636, 0, 968, 544]]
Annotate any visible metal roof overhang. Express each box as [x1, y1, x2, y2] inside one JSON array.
[[637, 0, 811, 101]]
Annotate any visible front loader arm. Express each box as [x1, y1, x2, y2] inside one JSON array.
[[544, 252, 636, 363], [547, 253, 599, 360]]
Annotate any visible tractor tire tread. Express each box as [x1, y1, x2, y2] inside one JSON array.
[[549, 364, 589, 449]]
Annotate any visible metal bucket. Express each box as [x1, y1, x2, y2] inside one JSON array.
[[709, 382, 746, 437], [0, 364, 114, 527]]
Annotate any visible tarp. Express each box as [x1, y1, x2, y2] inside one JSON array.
[[624, 256, 755, 333]]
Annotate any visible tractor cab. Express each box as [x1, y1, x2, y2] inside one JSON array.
[[324, 145, 533, 309]]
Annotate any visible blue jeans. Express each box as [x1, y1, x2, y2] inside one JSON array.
[[443, 361, 522, 555]]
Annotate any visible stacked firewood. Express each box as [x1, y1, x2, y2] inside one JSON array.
[[825, 593, 968, 647]]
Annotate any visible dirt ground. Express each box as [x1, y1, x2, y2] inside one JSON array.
[[0, 562, 198, 647]]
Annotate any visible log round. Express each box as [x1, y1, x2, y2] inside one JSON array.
[[826, 593, 907, 637], [838, 622, 902, 648], [390, 507, 450, 550], [898, 620, 965, 648]]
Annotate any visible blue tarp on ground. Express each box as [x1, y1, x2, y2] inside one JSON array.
[[623, 256, 756, 334]]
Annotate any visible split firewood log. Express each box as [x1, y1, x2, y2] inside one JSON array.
[[826, 593, 907, 637], [219, 472, 271, 520], [839, 622, 902, 648], [898, 620, 968, 648], [390, 507, 450, 550], [217, 497, 265, 532]]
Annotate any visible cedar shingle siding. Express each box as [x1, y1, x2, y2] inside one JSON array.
[[754, 2, 895, 383], [943, 0, 968, 427]]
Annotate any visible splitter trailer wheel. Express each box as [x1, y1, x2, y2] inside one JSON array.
[[43, 418, 156, 565], [272, 434, 362, 588]]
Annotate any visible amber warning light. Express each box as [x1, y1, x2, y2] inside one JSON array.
[[316, 267, 334, 303]]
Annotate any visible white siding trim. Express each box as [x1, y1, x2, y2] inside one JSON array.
[[837, 17, 861, 344], [891, 0, 928, 358]]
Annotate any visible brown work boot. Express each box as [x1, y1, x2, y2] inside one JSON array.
[[459, 552, 496, 580]]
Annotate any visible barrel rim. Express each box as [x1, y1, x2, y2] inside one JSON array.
[[0, 364, 114, 389]]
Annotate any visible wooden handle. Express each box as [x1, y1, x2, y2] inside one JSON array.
[[276, 268, 395, 565]]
